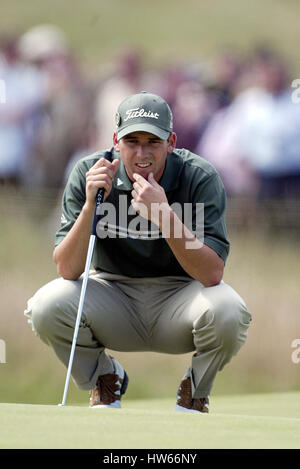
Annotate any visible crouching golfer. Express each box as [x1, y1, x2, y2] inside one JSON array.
[[25, 92, 251, 413]]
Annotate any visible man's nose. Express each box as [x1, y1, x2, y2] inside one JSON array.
[[136, 144, 148, 158]]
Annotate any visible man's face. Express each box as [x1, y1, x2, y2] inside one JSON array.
[[113, 131, 176, 182]]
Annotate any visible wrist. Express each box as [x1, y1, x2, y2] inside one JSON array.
[[82, 200, 96, 219]]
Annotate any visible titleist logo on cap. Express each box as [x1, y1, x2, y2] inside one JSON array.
[[124, 108, 159, 121]]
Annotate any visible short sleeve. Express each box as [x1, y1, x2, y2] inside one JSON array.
[[54, 161, 86, 246], [193, 172, 230, 263]]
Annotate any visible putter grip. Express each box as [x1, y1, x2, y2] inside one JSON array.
[[91, 149, 113, 236]]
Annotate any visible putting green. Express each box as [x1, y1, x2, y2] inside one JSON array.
[[1, 392, 300, 449]]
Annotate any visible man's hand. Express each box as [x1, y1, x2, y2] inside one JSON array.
[[131, 172, 224, 286], [85, 157, 120, 205], [131, 172, 170, 227]]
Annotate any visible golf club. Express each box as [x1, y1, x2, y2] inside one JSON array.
[[59, 148, 113, 406]]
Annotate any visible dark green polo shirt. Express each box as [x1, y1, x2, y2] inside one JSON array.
[[55, 148, 230, 278]]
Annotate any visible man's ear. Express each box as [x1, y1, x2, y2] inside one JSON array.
[[167, 132, 177, 153], [113, 132, 120, 152]]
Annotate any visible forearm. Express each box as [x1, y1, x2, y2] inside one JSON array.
[[53, 202, 95, 280], [160, 207, 224, 287], [54, 156, 120, 280]]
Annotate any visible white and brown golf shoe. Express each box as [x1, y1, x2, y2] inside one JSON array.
[[175, 376, 209, 414], [89, 358, 129, 409]]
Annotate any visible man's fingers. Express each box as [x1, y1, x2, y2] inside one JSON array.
[[92, 156, 113, 169], [87, 158, 119, 182], [131, 189, 138, 200], [147, 172, 159, 186], [133, 173, 150, 188], [85, 158, 119, 202], [112, 158, 120, 174], [89, 157, 119, 176], [133, 172, 160, 189], [88, 165, 113, 180], [86, 174, 110, 194]]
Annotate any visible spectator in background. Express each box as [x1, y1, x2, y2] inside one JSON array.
[[153, 61, 220, 153], [18, 24, 92, 189], [94, 47, 144, 150], [198, 46, 300, 199], [0, 34, 48, 186], [3, 28, 299, 201], [245, 47, 300, 198], [172, 79, 217, 153], [154, 63, 188, 109], [206, 48, 243, 109]]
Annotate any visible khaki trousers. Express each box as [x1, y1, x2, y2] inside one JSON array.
[[24, 271, 251, 398]]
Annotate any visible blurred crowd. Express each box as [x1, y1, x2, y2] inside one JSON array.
[[1, 24, 300, 200]]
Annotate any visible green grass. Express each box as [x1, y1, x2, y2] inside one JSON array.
[[1, 0, 300, 68], [1, 392, 300, 449]]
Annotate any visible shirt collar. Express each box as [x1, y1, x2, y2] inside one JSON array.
[[112, 150, 133, 191]]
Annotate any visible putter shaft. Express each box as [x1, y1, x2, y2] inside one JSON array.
[[59, 234, 96, 406]]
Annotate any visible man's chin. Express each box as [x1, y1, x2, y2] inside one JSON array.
[[134, 167, 153, 180]]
